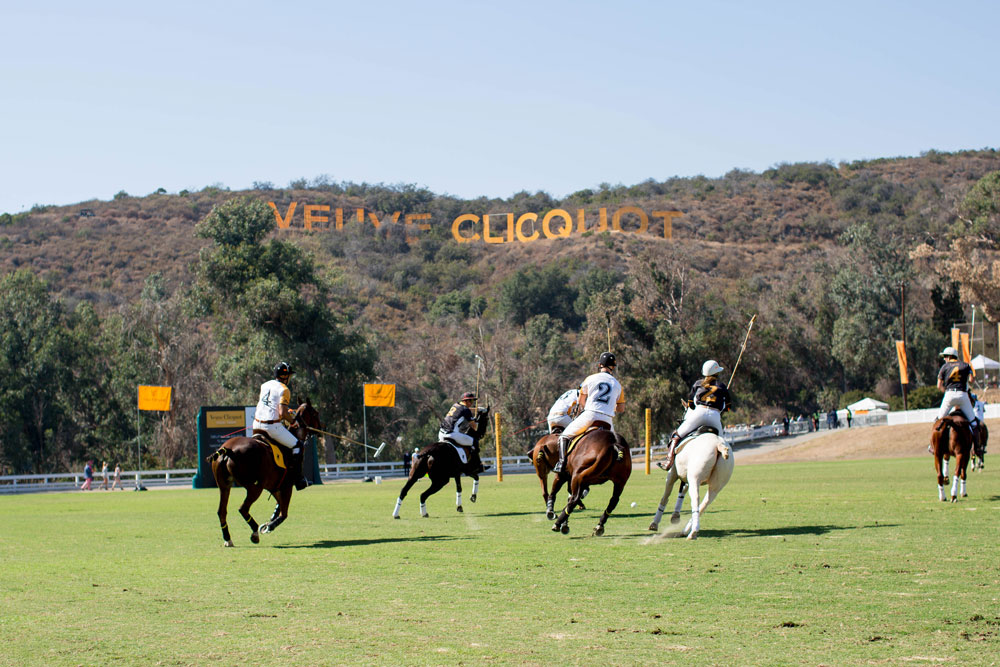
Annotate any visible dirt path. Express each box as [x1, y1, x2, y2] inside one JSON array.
[[734, 418, 996, 465]]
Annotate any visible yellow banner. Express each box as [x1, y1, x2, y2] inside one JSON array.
[[951, 328, 960, 352], [895, 341, 908, 385], [137, 385, 172, 411], [960, 333, 972, 364], [364, 383, 396, 407], [206, 410, 244, 429]]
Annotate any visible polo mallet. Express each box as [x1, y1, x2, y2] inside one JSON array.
[[728, 313, 757, 390], [309, 427, 386, 458], [606, 312, 612, 353], [474, 354, 483, 409]]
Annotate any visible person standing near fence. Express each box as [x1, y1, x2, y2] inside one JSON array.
[[111, 463, 122, 490], [100, 461, 109, 490], [80, 461, 93, 491]]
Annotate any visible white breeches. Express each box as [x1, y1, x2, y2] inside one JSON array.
[[676, 405, 723, 439], [562, 410, 614, 439], [439, 428, 473, 447], [253, 420, 297, 448], [548, 415, 572, 433], [937, 391, 975, 422]]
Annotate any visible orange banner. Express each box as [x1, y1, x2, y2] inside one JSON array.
[[895, 341, 908, 385], [960, 333, 971, 364], [363, 383, 396, 407], [951, 328, 961, 352], [137, 385, 172, 411]]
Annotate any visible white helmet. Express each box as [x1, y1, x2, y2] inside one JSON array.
[[702, 359, 724, 376], [939, 346, 959, 358]]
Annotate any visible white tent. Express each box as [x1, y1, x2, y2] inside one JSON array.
[[970, 354, 1000, 371], [846, 397, 889, 413]]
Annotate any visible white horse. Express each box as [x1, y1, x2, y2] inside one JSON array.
[[648, 433, 733, 540]]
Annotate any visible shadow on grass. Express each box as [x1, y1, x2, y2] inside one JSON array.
[[694, 522, 899, 538], [274, 535, 471, 549]]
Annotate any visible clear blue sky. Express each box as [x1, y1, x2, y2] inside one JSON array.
[[2, 1, 998, 214]]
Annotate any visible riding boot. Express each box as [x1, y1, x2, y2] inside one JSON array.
[[659, 433, 681, 471], [553, 436, 569, 475], [292, 440, 310, 491]]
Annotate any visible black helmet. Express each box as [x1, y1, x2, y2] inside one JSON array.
[[598, 352, 616, 368], [273, 361, 292, 380]]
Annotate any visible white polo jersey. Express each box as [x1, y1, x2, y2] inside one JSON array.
[[547, 389, 580, 422], [579, 371, 623, 418], [255, 379, 290, 422]]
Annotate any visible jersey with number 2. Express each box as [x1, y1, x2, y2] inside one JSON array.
[[580, 371, 623, 417]]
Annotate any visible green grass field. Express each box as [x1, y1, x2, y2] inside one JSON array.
[[2, 458, 999, 666]]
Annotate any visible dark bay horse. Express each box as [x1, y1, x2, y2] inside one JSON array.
[[973, 423, 988, 471], [931, 414, 972, 502], [550, 426, 631, 536], [393, 406, 491, 518], [530, 432, 587, 520], [208, 401, 321, 546]]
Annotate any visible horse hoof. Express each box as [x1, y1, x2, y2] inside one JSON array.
[[546, 510, 556, 521], [470, 494, 477, 503], [393, 515, 400, 520], [687, 531, 699, 540], [456, 505, 463, 513], [951, 497, 957, 503], [250, 533, 259, 544], [223, 540, 234, 548], [577, 502, 586, 511], [421, 513, 429, 518], [670, 514, 681, 524], [593, 525, 605, 537], [648, 522, 659, 531], [560, 523, 570, 535]]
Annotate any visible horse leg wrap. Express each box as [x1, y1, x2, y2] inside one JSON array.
[[456, 492, 462, 507], [393, 497, 403, 518]]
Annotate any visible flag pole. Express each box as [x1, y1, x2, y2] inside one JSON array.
[[362, 385, 369, 476]]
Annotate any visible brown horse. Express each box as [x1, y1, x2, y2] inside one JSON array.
[[530, 432, 587, 520], [208, 401, 322, 546], [973, 423, 988, 471], [550, 426, 631, 536], [392, 406, 491, 518], [930, 414, 972, 502]]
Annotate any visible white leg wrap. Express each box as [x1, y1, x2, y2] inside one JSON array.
[[456, 492, 462, 506], [938, 485, 946, 501], [960, 478, 967, 496], [950, 475, 959, 498], [942, 461, 949, 477], [393, 497, 403, 517], [419, 502, 428, 517], [472, 479, 479, 495]]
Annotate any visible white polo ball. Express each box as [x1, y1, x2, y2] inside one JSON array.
[[630, 501, 637, 508]]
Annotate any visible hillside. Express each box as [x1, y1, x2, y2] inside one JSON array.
[[3, 148, 1000, 473]]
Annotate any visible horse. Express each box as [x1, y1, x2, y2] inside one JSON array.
[[392, 405, 491, 518], [972, 423, 988, 471], [648, 430, 733, 540], [549, 425, 631, 537], [207, 401, 322, 546], [530, 432, 587, 520], [931, 414, 972, 501]]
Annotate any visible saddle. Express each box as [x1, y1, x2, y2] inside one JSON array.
[[680, 425, 719, 447], [252, 431, 287, 469], [566, 421, 616, 457]]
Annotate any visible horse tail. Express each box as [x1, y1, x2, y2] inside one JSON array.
[[207, 446, 233, 463]]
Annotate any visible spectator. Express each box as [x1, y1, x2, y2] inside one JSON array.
[[100, 461, 109, 490], [80, 461, 94, 491], [846, 409, 853, 428], [402, 450, 412, 476], [782, 414, 790, 436], [111, 463, 122, 490]]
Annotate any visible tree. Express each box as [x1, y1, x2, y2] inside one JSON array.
[[195, 197, 376, 433], [0, 271, 76, 472]]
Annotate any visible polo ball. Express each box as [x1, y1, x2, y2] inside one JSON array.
[[630, 501, 637, 507]]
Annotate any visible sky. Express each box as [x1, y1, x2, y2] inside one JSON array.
[[1, 0, 998, 214]]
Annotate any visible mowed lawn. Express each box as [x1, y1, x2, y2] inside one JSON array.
[[2, 458, 999, 666]]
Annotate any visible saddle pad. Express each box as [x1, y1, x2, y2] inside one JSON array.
[[448, 442, 468, 464], [268, 442, 286, 469]]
